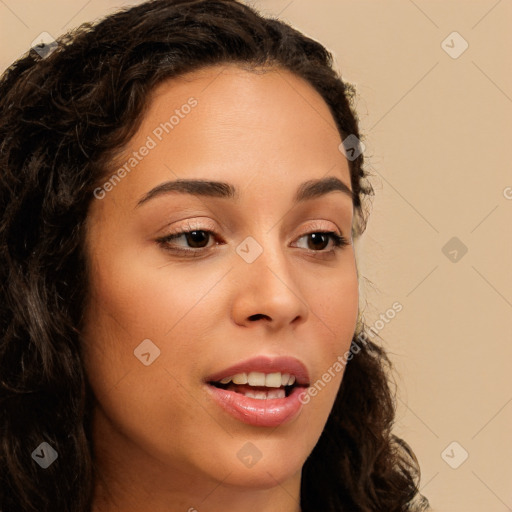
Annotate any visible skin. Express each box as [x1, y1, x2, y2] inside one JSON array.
[[82, 63, 359, 512]]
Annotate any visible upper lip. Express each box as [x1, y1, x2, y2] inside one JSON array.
[[206, 355, 310, 386]]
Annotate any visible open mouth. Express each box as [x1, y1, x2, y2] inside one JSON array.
[[205, 359, 311, 427], [209, 371, 301, 400]]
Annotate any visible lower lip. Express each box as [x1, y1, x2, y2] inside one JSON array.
[[206, 385, 306, 427]]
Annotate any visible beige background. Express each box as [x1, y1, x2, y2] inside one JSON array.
[[1, 1, 511, 510]]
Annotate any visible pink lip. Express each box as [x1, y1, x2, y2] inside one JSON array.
[[205, 355, 310, 386], [205, 355, 310, 428], [206, 385, 307, 427]]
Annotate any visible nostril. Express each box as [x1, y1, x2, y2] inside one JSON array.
[[248, 314, 270, 321]]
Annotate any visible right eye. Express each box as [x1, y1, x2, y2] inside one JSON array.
[[156, 228, 223, 256]]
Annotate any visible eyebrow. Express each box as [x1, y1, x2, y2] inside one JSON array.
[[136, 176, 354, 208]]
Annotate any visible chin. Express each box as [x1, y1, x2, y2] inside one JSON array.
[[197, 435, 310, 489], [221, 460, 302, 489]]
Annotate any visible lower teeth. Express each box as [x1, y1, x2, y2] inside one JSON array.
[[211, 382, 292, 398], [244, 389, 286, 399]]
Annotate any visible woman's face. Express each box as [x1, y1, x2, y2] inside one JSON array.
[[82, 64, 359, 505]]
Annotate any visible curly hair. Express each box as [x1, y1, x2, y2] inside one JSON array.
[[0, 0, 429, 510]]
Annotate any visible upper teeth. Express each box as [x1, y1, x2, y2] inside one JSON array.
[[219, 372, 296, 387]]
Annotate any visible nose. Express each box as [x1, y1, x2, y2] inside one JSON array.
[[230, 243, 309, 330]]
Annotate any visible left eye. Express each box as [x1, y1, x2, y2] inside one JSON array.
[[294, 232, 348, 251]]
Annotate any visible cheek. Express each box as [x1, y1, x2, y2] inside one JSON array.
[[81, 241, 231, 403], [86, 239, 221, 337], [308, 262, 359, 341], [81, 253, 221, 463], [302, 265, 359, 408]]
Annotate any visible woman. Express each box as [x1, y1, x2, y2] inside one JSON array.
[[0, 1, 429, 510]]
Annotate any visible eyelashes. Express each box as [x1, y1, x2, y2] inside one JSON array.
[[292, 231, 348, 252], [156, 228, 349, 257]]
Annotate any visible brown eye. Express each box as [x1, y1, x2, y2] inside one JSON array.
[[183, 230, 210, 248], [307, 233, 330, 251], [294, 231, 348, 252], [157, 229, 217, 254]]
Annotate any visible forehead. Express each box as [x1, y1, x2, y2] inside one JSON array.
[[105, 63, 350, 207]]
